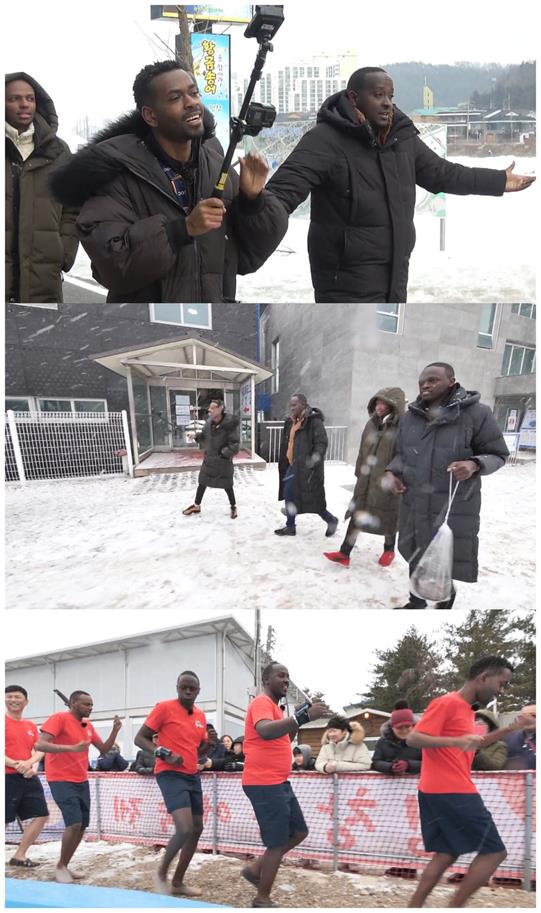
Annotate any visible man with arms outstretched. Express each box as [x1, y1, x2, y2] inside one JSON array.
[[407, 656, 535, 907]]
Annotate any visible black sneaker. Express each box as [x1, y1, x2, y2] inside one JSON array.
[[325, 516, 338, 537], [274, 527, 296, 536]]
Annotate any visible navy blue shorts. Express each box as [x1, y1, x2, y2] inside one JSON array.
[[5, 774, 49, 824], [48, 780, 91, 828], [418, 791, 506, 857], [156, 771, 203, 817], [243, 781, 307, 849]]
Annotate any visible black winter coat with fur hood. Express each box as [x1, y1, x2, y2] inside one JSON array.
[[50, 110, 287, 303]]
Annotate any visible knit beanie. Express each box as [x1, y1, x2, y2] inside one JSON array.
[[326, 715, 352, 732], [390, 708, 414, 727]]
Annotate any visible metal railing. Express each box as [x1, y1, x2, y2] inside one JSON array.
[[259, 423, 348, 463], [5, 411, 134, 484]]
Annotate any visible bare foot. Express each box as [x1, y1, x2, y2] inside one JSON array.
[[241, 866, 260, 886], [55, 866, 73, 884], [170, 882, 202, 897], [153, 872, 170, 895], [68, 870, 84, 880]]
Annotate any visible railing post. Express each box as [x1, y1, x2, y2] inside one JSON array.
[[7, 410, 26, 485], [523, 771, 533, 891], [121, 410, 134, 477], [95, 775, 102, 841], [332, 773, 339, 872], [212, 774, 218, 854]]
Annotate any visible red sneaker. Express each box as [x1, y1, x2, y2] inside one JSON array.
[[323, 551, 350, 567], [378, 550, 395, 567]]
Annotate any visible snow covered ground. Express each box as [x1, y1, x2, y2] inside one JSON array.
[[67, 155, 536, 304], [4, 841, 535, 908], [5, 461, 535, 611]]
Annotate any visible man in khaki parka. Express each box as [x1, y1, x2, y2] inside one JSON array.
[[5, 72, 78, 302]]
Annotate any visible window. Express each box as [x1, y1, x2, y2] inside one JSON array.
[[150, 303, 212, 329], [376, 303, 400, 334], [511, 303, 536, 319], [271, 338, 280, 394], [5, 397, 32, 412], [478, 303, 497, 348], [501, 343, 536, 376], [38, 398, 108, 414]]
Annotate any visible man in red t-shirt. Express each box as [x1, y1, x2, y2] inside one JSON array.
[[407, 655, 536, 907], [135, 670, 208, 897], [35, 690, 122, 883], [241, 661, 329, 907], [5, 684, 49, 867]]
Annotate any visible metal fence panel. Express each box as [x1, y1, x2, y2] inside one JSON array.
[[4, 411, 131, 482], [258, 424, 348, 464], [5, 771, 535, 884]]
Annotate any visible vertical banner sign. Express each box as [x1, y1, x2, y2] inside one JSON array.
[[416, 124, 447, 218], [240, 381, 251, 418], [519, 409, 536, 450], [191, 33, 231, 154]]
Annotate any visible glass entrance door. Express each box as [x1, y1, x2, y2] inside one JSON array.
[[168, 387, 226, 448]]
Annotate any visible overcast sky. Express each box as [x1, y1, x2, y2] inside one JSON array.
[[4, 609, 524, 710], [4, 1, 536, 129]]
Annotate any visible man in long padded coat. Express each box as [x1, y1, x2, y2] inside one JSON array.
[[265, 68, 535, 303], [5, 72, 79, 303], [385, 362, 509, 609], [50, 60, 287, 303]]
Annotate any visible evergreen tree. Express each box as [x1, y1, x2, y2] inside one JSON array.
[[359, 627, 444, 713], [442, 611, 535, 710]]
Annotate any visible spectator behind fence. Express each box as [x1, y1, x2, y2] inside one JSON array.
[[223, 737, 245, 771], [372, 707, 422, 775], [504, 705, 536, 770], [292, 745, 316, 771], [220, 735, 234, 751], [199, 723, 228, 771], [131, 748, 155, 775], [472, 710, 508, 771], [315, 716, 371, 773], [96, 743, 129, 772]]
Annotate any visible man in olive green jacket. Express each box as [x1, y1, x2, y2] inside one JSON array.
[[5, 72, 79, 302]]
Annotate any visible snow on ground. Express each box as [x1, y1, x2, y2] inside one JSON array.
[[5, 461, 535, 611], [66, 155, 536, 304], [4, 841, 535, 907]]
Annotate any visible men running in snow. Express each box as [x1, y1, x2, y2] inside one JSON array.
[[407, 656, 536, 907], [385, 362, 508, 608], [265, 68, 535, 302], [35, 690, 122, 883], [134, 671, 207, 896]]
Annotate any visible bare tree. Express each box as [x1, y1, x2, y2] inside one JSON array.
[[176, 5, 194, 71]]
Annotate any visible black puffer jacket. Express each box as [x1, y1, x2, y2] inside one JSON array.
[[371, 720, 422, 773], [50, 109, 287, 302], [278, 406, 328, 514], [5, 72, 79, 302], [266, 93, 506, 302], [197, 413, 240, 489], [386, 384, 509, 582]]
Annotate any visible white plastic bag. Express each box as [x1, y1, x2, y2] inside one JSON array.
[[410, 476, 459, 603]]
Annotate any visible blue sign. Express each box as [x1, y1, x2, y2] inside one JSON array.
[[191, 32, 230, 154]]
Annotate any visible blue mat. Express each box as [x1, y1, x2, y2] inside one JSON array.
[[6, 878, 228, 908]]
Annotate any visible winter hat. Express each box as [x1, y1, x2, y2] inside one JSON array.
[[326, 715, 352, 733], [390, 708, 415, 727]]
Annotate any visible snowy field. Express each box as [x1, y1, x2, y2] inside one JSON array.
[[4, 841, 535, 908], [67, 155, 536, 304], [5, 461, 535, 611]]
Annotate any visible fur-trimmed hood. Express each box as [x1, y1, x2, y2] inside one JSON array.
[[320, 720, 365, 746]]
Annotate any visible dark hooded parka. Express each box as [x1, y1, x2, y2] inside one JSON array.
[[386, 385, 509, 582], [278, 406, 328, 514], [346, 387, 406, 540], [266, 93, 507, 302], [196, 413, 240, 489], [50, 109, 287, 303], [5, 72, 79, 303]]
